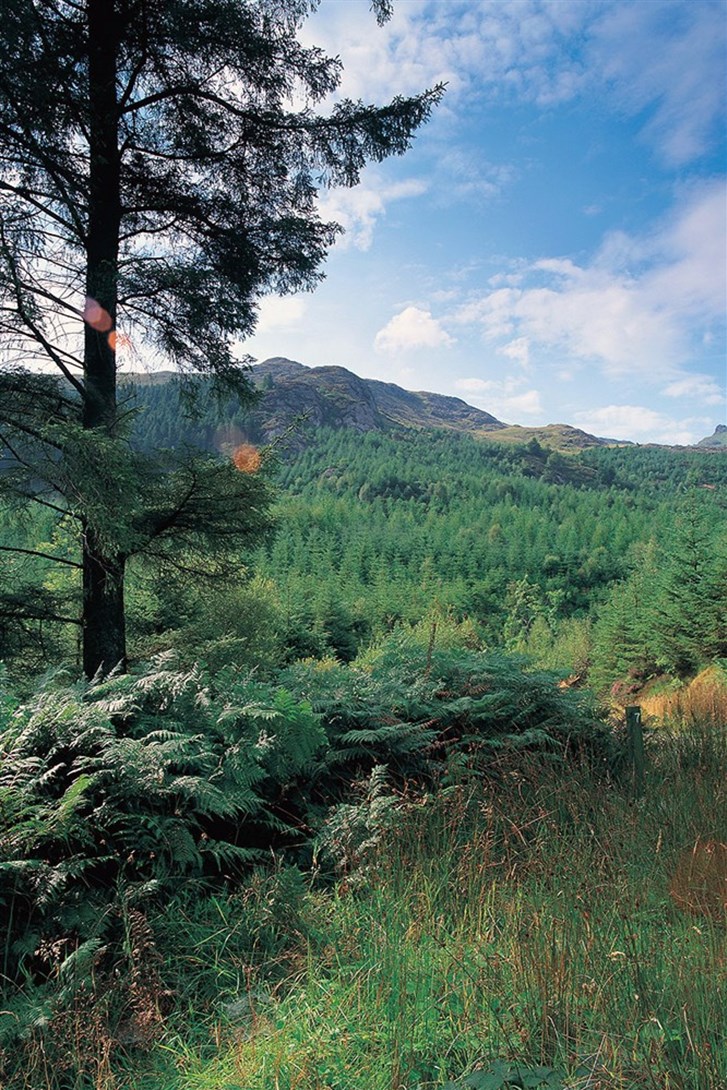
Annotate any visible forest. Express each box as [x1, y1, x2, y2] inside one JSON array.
[[0, 0, 725, 1086], [1, 395, 726, 1089]]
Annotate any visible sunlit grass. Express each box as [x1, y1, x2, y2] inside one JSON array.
[[125, 724, 726, 1090], [641, 665, 727, 728]]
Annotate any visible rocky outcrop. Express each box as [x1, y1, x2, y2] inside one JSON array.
[[252, 361, 382, 438], [250, 358, 504, 437], [696, 424, 727, 449]]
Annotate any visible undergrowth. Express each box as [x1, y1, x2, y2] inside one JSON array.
[[154, 723, 723, 1089], [0, 655, 724, 1089]]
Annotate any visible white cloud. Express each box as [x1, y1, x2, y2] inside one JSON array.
[[455, 181, 726, 377], [318, 176, 428, 251], [255, 295, 307, 333], [374, 306, 454, 354], [302, 0, 724, 170], [647, 182, 727, 317], [662, 374, 726, 406], [455, 375, 543, 422], [573, 404, 713, 445], [499, 336, 531, 367], [433, 150, 517, 204], [588, 1, 727, 166], [501, 388, 544, 418]]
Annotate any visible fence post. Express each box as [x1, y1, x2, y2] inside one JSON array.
[[626, 705, 645, 797]]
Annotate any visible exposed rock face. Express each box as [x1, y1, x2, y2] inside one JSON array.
[[250, 358, 504, 438], [367, 379, 503, 430], [696, 424, 727, 449], [252, 361, 382, 438]]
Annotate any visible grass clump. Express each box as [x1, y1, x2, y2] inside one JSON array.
[[1, 651, 723, 1089], [127, 722, 725, 1090]]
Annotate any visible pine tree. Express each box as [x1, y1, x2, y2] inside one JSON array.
[[653, 502, 727, 676], [0, 0, 442, 676]]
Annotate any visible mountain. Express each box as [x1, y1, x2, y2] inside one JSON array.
[[696, 424, 727, 449], [249, 357, 505, 436], [244, 358, 610, 450], [121, 357, 616, 451]]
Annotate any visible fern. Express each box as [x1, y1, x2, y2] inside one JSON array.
[[274, 633, 611, 805], [0, 656, 329, 1002]]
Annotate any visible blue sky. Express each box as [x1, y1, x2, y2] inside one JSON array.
[[239, 0, 726, 445]]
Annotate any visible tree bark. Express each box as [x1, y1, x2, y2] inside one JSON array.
[[82, 525, 127, 677], [82, 0, 126, 676]]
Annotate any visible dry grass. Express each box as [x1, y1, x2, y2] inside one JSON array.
[[669, 838, 727, 920], [132, 733, 727, 1090], [640, 666, 727, 726]]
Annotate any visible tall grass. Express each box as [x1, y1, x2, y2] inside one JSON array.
[[640, 665, 727, 728], [117, 722, 727, 1090]]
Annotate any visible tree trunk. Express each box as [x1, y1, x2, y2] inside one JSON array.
[[82, 0, 125, 677], [82, 526, 127, 677]]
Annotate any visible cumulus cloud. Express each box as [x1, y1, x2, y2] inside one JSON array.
[[573, 404, 713, 445], [255, 295, 307, 333], [375, 306, 455, 354], [318, 175, 428, 251], [455, 375, 543, 422], [499, 337, 531, 367], [663, 374, 726, 405], [455, 181, 726, 376]]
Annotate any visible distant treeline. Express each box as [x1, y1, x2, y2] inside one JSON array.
[[2, 397, 726, 689]]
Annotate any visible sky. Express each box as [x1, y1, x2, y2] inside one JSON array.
[[238, 0, 727, 445]]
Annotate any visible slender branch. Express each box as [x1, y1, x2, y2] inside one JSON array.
[[0, 545, 82, 569], [118, 43, 150, 112], [0, 424, 65, 464], [1, 266, 85, 322], [138, 548, 233, 580], [6, 489, 77, 520], [0, 88, 87, 238], [0, 180, 77, 233], [132, 472, 199, 543], [0, 226, 86, 397], [0, 600, 83, 626]]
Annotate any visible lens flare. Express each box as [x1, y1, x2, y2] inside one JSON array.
[[232, 444, 262, 473], [83, 296, 113, 332]]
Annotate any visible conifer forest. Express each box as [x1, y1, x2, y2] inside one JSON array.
[[0, 2, 725, 1089]]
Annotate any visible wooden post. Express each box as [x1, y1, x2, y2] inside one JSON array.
[[626, 705, 645, 797]]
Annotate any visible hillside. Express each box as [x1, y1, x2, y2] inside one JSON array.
[[697, 423, 727, 449], [121, 359, 727, 452], [122, 358, 615, 451], [248, 357, 508, 439]]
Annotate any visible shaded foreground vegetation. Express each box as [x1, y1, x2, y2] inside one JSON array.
[[0, 641, 725, 1088], [109, 720, 727, 1090]]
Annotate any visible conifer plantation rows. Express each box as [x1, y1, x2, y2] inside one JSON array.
[[4, 422, 726, 688]]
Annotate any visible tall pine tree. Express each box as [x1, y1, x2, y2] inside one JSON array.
[[0, 0, 442, 675], [653, 502, 727, 676]]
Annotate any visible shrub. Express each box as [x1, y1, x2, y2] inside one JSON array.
[[0, 657, 324, 992], [279, 630, 613, 801]]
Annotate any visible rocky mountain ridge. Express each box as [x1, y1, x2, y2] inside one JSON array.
[[696, 423, 727, 449], [121, 358, 724, 451], [245, 358, 617, 450]]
